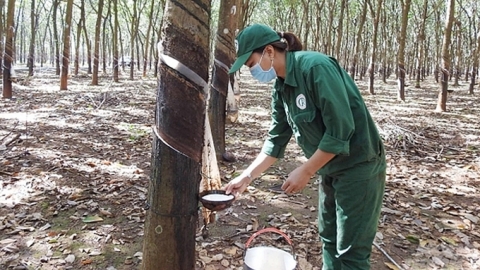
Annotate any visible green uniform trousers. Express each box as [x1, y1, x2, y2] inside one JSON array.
[[318, 161, 386, 270]]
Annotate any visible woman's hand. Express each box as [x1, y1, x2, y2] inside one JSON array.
[[281, 166, 313, 194], [223, 175, 251, 197], [282, 149, 335, 194]]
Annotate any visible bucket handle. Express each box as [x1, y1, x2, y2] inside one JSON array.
[[245, 227, 293, 249]]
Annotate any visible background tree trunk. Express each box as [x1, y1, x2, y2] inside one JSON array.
[[366, 0, 383, 94], [129, 0, 138, 80], [102, 2, 110, 74], [350, 0, 367, 79], [74, 0, 84, 76], [436, 0, 455, 112], [113, 0, 119, 82], [397, 0, 412, 101], [81, 3, 92, 74], [209, 0, 239, 160], [334, 0, 347, 60], [2, 0, 15, 98], [27, 0, 36, 76], [0, 0, 5, 74], [52, 0, 60, 75], [415, 0, 428, 88], [381, 7, 387, 83], [92, 0, 104, 85], [60, 0, 74, 90], [453, 20, 462, 86], [143, 0, 155, 77], [142, 0, 211, 269], [238, 0, 257, 30], [469, 20, 480, 95]]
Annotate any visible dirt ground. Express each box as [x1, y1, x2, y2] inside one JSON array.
[[1, 67, 479, 270]]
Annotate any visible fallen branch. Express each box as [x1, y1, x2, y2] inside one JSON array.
[[85, 79, 114, 110], [226, 229, 259, 240], [277, 197, 306, 207], [0, 121, 19, 143], [4, 134, 20, 147], [5, 150, 30, 159], [373, 241, 404, 270]]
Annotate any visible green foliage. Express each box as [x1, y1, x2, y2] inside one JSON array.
[[123, 123, 149, 142], [6, 0, 480, 85]]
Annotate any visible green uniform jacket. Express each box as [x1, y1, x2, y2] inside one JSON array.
[[261, 51, 385, 177]]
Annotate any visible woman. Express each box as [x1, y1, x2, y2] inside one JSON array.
[[224, 23, 386, 270]]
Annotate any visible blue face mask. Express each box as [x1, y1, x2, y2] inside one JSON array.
[[250, 51, 277, 83]]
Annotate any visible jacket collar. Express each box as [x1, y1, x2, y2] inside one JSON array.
[[274, 52, 298, 91]]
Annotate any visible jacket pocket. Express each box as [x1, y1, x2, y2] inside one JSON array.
[[292, 110, 315, 125]]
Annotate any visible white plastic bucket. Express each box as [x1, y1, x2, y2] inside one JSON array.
[[243, 228, 297, 270]]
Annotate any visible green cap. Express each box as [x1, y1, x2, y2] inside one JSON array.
[[229, 24, 280, 74]]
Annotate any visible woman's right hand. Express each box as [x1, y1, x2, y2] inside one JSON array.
[[223, 175, 251, 197]]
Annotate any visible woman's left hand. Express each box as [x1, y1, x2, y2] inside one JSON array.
[[281, 166, 313, 194]]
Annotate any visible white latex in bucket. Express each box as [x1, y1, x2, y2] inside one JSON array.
[[244, 246, 296, 270]]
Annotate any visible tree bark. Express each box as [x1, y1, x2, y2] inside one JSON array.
[[129, 0, 137, 80], [27, 0, 36, 76], [301, 0, 311, 50], [52, 0, 60, 75], [350, 0, 367, 79], [397, 0, 411, 101], [469, 21, 480, 95], [74, 0, 85, 76], [102, 2, 110, 74], [209, 0, 239, 160], [143, 0, 155, 77], [113, 0, 119, 82], [453, 20, 461, 86], [0, 0, 5, 74], [415, 0, 428, 88], [324, 0, 335, 55], [142, 0, 211, 269], [381, 7, 387, 83], [366, 0, 383, 95], [238, 0, 258, 30], [334, 0, 347, 60], [436, 0, 455, 112], [81, 3, 92, 74], [92, 0, 104, 85], [2, 0, 14, 98], [60, 0, 74, 90]]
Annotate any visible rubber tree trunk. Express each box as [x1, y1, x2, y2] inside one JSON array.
[[208, 0, 239, 160], [415, 0, 428, 89], [52, 0, 60, 75], [27, 0, 36, 76], [74, 0, 84, 76], [349, 1, 367, 80], [436, 0, 455, 112], [102, 4, 110, 74], [113, 0, 119, 82], [397, 0, 411, 101], [92, 0, 104, 85], [81, 4, 92, 74], [453, 20, 461, 87], [129, 0, 137, 80], [0, 0, 5, 74], [2, 0, 14, 98], [142, 0, 211, 269], [142, 0, 155, 77], [469, 21, 480, 95], [334, 0, 347, 60], [60, 0, 73, 90], [366, 0, 383, 95]]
